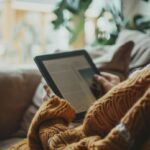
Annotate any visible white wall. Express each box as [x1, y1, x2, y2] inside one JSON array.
[[123, 0, 150, 20]]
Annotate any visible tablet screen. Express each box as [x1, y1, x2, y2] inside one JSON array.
[[43, 55, 101, 113]]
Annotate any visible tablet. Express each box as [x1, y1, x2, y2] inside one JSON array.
[[34, 50, 103, 120]]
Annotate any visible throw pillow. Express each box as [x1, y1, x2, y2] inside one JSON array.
[[96, 41, 134, 81]]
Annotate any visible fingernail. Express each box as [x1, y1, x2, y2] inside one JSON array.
[[94, 74, 99, 79]]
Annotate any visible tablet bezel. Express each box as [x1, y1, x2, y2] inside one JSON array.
[[34, 50, 103, 121]]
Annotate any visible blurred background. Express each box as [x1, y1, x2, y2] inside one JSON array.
[[0, 0, 150, 65]]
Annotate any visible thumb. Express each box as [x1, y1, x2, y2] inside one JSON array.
[[43, 85, 51, 97], [94, 75, 112, 92]]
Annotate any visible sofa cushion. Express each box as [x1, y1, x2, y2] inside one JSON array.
[[93, 41, 134, 80], [16, 80, 45, 137], [116, 29, 150, 71], [0, 68, 41, 140]]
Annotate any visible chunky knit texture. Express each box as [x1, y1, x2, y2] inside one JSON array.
[[83, 67, 150, 137], [9, 67, 150, 150], [9, 96, 76, 150], [88, 88, 150, 150]]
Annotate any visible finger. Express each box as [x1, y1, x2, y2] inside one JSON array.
[[95, 75, 109, 86], [43, 95, 49, 101], [43, 85, 48, 91], [43, 85, 51, 97], [94, 75, 111, 92], [101, 72, 119, 80]]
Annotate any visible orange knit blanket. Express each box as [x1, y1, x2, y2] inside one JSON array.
[[9, 67, 150, 150]]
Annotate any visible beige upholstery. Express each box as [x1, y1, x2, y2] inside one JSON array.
[[0, 68, 41, 140]]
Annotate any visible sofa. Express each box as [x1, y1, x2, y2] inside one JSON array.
[[0, 29, 149, 149], [0, 67, 42, 149]]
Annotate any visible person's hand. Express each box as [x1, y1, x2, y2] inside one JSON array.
[[94, 72, 120, 93], [43, 85, 51, 101]]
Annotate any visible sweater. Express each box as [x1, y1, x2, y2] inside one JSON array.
[[9, 66, 150, 150]]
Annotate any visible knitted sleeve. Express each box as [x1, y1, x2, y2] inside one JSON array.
[[88, 87, 150, 150], [83, 67, 150, 137]]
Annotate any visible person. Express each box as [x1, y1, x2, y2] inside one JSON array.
[[9, 64, 150, 150]]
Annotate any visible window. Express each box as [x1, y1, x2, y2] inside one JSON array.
[[0, 0, 70, 65]]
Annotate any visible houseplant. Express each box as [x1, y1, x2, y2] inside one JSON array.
[[52, 0, 124, 47], [52, 0, 92, 47]]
